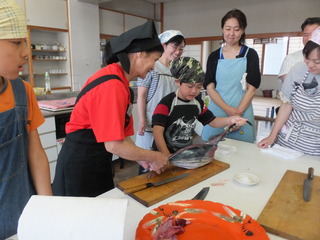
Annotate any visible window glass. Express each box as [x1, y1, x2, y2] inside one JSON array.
[[263, 38, 288, 75], [246, 36, 303, 76]]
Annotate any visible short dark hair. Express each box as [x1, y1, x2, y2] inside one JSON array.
[[303, 40, 320, 59], [221, 9, 247, 45], [301, 17, 320, 31], [165, 35, 186, 47]]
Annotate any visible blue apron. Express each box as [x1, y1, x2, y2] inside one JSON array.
[[0, 79, 35, 239], [202, 47, 255, 143]]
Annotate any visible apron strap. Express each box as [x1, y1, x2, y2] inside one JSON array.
[[75, 74, 122, 104], [219, 45, 249, 59], [10, 78, 27, 108], [75, 74, 133, 129], [243, 46, 250, 57]]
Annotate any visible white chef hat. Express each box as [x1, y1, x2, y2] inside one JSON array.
[[158, 30, 184, 44], [0, 0, 27, 39]]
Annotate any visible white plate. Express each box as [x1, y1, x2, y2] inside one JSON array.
[[234, 173, 259, 186]]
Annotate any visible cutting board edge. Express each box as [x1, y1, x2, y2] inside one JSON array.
[[259, 223, 305, 240], [257, 169, 320, 240], [116, 160, 230, 207]]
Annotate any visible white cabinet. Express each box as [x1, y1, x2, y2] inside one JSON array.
[[38, 117, 57, 183], [25, 0, 68, 30], [252, 96, 282, 118]]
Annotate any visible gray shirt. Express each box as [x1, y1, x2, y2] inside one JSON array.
[[280, 61, 320, 103]]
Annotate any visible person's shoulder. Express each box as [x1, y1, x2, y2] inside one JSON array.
[[245, 46, 258, 56], [22, 80, 36, 96], [291, 61, 308, 72], [162, 91, 176, 102], [288, 50, 303, 58], [207, 48, 220, 61]]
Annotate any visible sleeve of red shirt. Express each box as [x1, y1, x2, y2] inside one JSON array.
[[88, 80, 134, 143]]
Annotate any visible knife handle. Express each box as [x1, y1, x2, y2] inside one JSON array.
[[308, 167, 314, 180], [124, 183, 153, 194]]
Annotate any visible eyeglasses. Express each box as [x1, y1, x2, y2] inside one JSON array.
[[168, 44, 185, 53]]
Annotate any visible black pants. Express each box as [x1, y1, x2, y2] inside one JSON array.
[[53, 129, 114, 197]]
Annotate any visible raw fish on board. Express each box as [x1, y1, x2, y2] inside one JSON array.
[[169, 123, 237, 169]]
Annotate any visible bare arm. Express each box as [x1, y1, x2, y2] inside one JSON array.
[[206, 82, 241, 116], [257, 103, 292, 148], [237, 84, 257, 115], [137, 86, 148, 135], [209, 116, 248, 128], [104, 137, 168, 173], [28, 129, 52, 195], [153, 125, 171, 157]]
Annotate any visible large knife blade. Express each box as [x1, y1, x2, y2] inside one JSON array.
[[124, 173, 190, 194], [192, 187, 210, 200], [303, 167, 314, 202]]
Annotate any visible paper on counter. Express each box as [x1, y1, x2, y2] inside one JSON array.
[[260, 143, 304, 159], [216, 143, 237, 155], [18, 196, 128, 240]]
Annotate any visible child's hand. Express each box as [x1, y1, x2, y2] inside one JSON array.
[[138, 121, 146, 135]]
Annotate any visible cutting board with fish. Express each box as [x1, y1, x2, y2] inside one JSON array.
[[258, 170, 320, 240], [117, 159, 229, 207]]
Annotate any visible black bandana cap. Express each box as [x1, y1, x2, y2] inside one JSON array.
[[170, 57, 205, 84], [110, 21, 162, 74]]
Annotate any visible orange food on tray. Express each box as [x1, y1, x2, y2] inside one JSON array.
[[136, 200, 269, 240]]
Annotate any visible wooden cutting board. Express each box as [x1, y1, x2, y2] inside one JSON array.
[[117, 159, 229, 207], [258, 170, 320, 240]]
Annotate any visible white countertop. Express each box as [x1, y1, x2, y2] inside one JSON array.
[[99, 139, 320, 240]]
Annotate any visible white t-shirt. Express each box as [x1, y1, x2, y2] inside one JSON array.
[[278, 50, 304, 82]]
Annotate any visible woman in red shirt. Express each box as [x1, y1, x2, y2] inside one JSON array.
[[53, 21, 169, 197]]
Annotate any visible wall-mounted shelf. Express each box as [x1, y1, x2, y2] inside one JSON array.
[[33, 59, 67, 61], [32, 49, 67, 53], [26, 26, 71, 91], [34, 73, 68, 76]]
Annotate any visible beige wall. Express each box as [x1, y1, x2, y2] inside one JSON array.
[[162, 0, 320, 94], [163, 0, 320, 37]]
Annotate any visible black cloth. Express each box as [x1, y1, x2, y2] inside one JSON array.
[[204, 45, 261, 89], [110, 20, 161, 54], [53, 74, 134, 197], [52, 129, 114, 197], [152, 92, 215, 153]]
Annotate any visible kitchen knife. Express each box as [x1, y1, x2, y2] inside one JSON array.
[[124, 173, 190, 194], [192, 187, 210, 200], [303, 167, 314, 202]]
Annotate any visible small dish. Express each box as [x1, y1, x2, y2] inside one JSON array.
[[234, 173, 259, 186]]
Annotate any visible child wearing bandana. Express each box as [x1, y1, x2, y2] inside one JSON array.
[[152, 57, 248, 156]]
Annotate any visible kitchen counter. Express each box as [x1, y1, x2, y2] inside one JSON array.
[[37, 91, 79, 118], [38, 87, 138, 118], [99, 139, 320, 240]]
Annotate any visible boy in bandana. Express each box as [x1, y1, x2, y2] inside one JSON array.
[[0, 0, 52, 238], [152, 57, 248, 156]]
